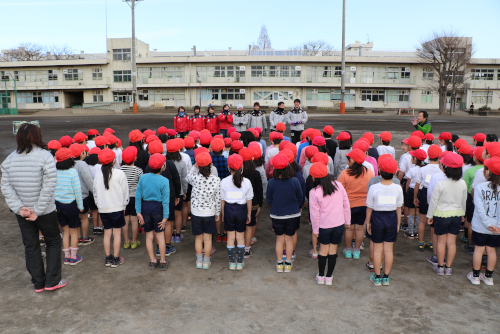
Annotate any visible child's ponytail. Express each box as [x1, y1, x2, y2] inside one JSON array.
[[486, 166, 500, 193], [102, 162, 114, 190], [231, 168, 244, 188]]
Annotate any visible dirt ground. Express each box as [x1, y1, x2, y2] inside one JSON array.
[[1, 113, 499, 334]]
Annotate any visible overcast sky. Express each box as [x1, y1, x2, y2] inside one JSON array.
[[1, 0, 499, 58]]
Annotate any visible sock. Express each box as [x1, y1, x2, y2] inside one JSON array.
[[196, 254, 203, 262], [277, 261, 283, 264], [318, 255, 327, 277], [203, 256, 211, 263], [70, 247, 78, 259], [345, 247, 352, 251], [63, 248, 70, 258], [285, 261, 291, 265], [353, 247, 359, 252], [369, 257, 373, 263], [383, 273, 389, 278], [438, 265, 444, 268], [245, 246, 251, 253], [227, 246, 235, 263], [407, 215, 414, 234], [486, 270, 493, 278], [236, 246, 245, 263], [166, 243, 171, 250], [414, 215, 420, 233], [375, 274, 381, 279], [326, 254, 337, 277], [473, 269, 480, 277]]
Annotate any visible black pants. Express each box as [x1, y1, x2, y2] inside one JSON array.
[[16, 211, 61, 289], [291, 130, 303, 144], [470, 109, 474, 115]]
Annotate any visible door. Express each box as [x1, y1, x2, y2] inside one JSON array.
[[446, 97, 451, 110]]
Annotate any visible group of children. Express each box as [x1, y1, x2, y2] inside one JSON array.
[[42, 105, 500, 287]]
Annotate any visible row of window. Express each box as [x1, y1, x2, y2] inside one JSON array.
[[17, 91, 59, 104]]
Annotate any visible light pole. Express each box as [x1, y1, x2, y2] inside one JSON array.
[[340, 0, 346, 114], [124, 0, 143, 114]]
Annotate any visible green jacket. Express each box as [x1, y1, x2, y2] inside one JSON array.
[[414, 121, 432, 134]]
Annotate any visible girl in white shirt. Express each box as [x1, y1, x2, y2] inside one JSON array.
[[405, 149, 427, 239]]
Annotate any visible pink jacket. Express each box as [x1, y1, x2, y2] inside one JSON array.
[[309, 181, 351, 235], [365, 156, 378, 177], [299, 147, 307, 168]]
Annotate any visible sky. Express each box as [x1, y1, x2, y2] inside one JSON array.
[[1, 0, 500, 58]]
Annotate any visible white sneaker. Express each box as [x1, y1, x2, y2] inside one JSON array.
[[325, 277, 333, 286], [467, 272, 480, 285], [316, 274, 325, 285], [479, 272, 494, 286]]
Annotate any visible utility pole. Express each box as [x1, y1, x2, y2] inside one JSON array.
[[124, 0, 143, 114], [340, 0, 346, 114]]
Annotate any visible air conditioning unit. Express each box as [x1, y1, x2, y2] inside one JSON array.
[[295, 66, 301, 71], [239, 89, 245, 93], [63, 70, 68, 74], [350, 66, 356, 71], [311, 89, 318, 93], [239, 66, 246, 71], [405, 68, 410, 72]]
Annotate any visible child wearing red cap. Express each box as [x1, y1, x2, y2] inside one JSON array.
[[309, 163, 350, 285], [438, 132, 453, 152], [93, 149, 129, 268], [249, 141, 268, 206], [209, 139, 230, 242], [221, 155, 254, 270], [468, 157, 500, 285], [55, 149, 84, 266], [427, 153, 467, 276], [376, 132, 395, 159], [166, 140, 188, 243], [472, 133, 486, 147], [86, 129, 100, 150], [404, 149, 427, 239], [322, 126, 337, 163], [218, 104, 234, 138], [334, 131, 353, 178], [205, 107, 220, 136], [365, 158, 404, 286], [265, 132, 284, 176], [174, 106, 190, 138]]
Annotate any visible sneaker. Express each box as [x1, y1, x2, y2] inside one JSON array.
[[343, 248, 352, 259], [479, 273, 494, 286], [188, 215, 192, 220], [131, 241, 141, 249], [78, 238, 84, 246], [63, 257, 70, 265], [366, 262, 374, 272], [467, 272, 480, 285], [360, 242, 365, 251], [251, 237, 257, 245], [181, 225, 187, 232], [325, 277, 333, 286], [35, 287, 45, 293], [149, 260, 159, 270], [41, 252, 46, 259], [203, 261, 211, 269], [105, 255, 113, 266], [284, 263, 292, 273], [427, 255, 438, 265], [123, 242, 131, 249], [460, 236, 469, 243], [216, 234, 222, 243], [211, 246, 216, 254], [97, 228, 104, 235], [309, 249, 318, 259], [160, 261, 169, 271], [243, 249, 254, 259], [370, 273, 381, 286], [291, 251, 296, 262], [445, 267, 452, 276], [427, 242, 433, 250], [353, 250, 361, 260], [414, 233, 419, 239], [382, 277, 390, 286], [418, 242, 425, 252], [93, 227, 99, 235], [171, 236, 175, 243], [68, 255, 82, 266], [463, 244, 474, 255], [156, 248, 160, 257], [45, 279, 67, 291], [405, 231, 414, 239], [81, 237, 95, 246], [229, 262, 237, 270], [276, 262, 284, 273], [236, 262, 245, 270], [111, 257, 124, 268], [196, 261, 203, 269], [433, 266, 444, 276], [174, 235, 181, 243], [167, 246, 176, 255], [316, 274, 325, 285], [223, 234, 228, 243], [400, 224, 408, 232]]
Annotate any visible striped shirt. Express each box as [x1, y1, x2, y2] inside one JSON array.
[[55, 168, 84, 210], [120, 165, 143, 197]]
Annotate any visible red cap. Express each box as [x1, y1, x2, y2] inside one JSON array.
[[230, 132, 241, 141], [308, 129, 322, 140], [439, 151, 451, 160], [157, 126, 168, 135], [281, 149, 294, 163], [231, 140, 244, 153], [95, 136, 110, 147], [271, 154, 289, 170], [255, 127, 263, 134], [475, 147, 485, 162], [146, 135, 159, 145], [55, 148, 73, 162], [175, 137, 184, 149], [285, 142, 297, 157], [122, 146, 138, 164], [143, 129, 156, 138], [352, 140, 370, 152], [469, 147, 478, 158], [107, 135, 118, 145], [458, 144, 472, 155], [248, 142, 262, 159], [210, 138, 224, 152], [441, 153, 464, 168], [104, 128, 114, 134], [346, 148, 366, 164], [276, 122, 286, 132], [74, 132, 88, 143], [472, 133, 486, 142], [484, 157, 500, 176], [227, 127, 237, 136], [239, 148, 254, 161], [167, 129, 178, 137], [87, 129, 99, 136], [48, 140, 62, 150], [195, 152, 212, 167], [270, 132, 284, 141], [454, 138, 467, 149], [409, 149, 427, 161], [69, 143, 84, 159], [323, 125, 334, 136], [148, 153, 166, 170], [312, 136, 326, 146], [310, 162, 328, 178], [129, 130, 144, 143], [200, 129, 211, 135], [279, 140, 289, 151], [377, 154, 393, 165], [98, 148, 116, 165], [149, 140, 164, 154], [194, 147, 209, 157], [311, 152, 329, 166], [379, 158, 398, 174], [424, 133, 435, 141], [411, 131, 425, 139], [224, 138, 233, 147], [428, 145, 443, 159], [301, 131, 307, 140], [89, 147, 101, 155], [189, 131, 201, 140], [214, 135, 223, 140], [59, 135, 73, 148], [200, 133, 213, 146], [336, 131, 351, 141], [184, 137, 195, 149], [228, 154, 244, 170], [408, 136, 422, 149], [378, 131, 392, 142], [305, 145, 320, 159], [437, 132, 452, 141], [362, 132, 375, 144], [485, 142, 500, 158], [117, 139, 122, 148], [82, 144, 89, 153], [166, 139, 179, 153], [402, 138, 409, 144]]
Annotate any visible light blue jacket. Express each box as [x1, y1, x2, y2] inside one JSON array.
[[472, 181, 500, 235]]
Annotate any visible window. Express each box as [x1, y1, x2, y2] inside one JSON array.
[[196, 88, 244, 101], [251, 65, 301, 77], [139, 90, 148, 101], [253, 91, 273, 100], [113, 70, 131, 82], [387, 90, 409, 102], [421, 91, 433, 103], [113, 48, 131, 61], [362, 67, 402, 80], [64, 69, 81, 81], [92, 68, 103, 80], [196, 66, 244, 79], [93, 90, 103, 102], [471, 68, 494, 80], [400, 67, 410, 79], [307, 66, 343, 77], [0, 71, 9, 80], [471, 91, 493, 104], [307, 89, 355, 101], [16, 91, 58, 103], [113, 92, 132, 102], [147, 89, 185, 101], [423, 68, 434, 80], [361, 90, 385, 102], [48, 70, 57, 81]]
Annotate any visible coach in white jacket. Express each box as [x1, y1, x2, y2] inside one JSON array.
[[269, 102, 288, 131], [286, 99, 308, 144]]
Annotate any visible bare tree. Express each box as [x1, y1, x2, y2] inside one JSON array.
[[416, 30, 473, 115], [47, 45, 77, 60], [290, 40, 335, 56], [1, 43, 46, 61], [257, 25, 272, 50]]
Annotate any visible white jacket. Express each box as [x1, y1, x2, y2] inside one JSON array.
[[286, 108, 308, 131], [269, 109, 288, 130], [248, 110, 267, 130], [233, 112, 249, 132], [93, 168, 129, 213]]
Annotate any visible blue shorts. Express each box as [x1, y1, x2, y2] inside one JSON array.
[[88, 192, 98, 211], [191, 215, 217, 235], [418, 188, 428, 215], [350, 206, 367, 225], [100, 211, 126, 230], [168, 199, 175, 221], [433, 216, 461, 235], [318, 225, 344, 245], [175, 195, 183, 211], [125, 197, 136, 216], [224, 202, 248, 233], [466, 193, 474, 222], [272, 216, 300, 236], [81, 197, 90, 214], [405, 187, 415, 208], [142, 201, 164, 233], [472, 231, 500, 248], [247, 209, 258, 227], [55, 200, 81, 229], [370, 210, 398, 243]]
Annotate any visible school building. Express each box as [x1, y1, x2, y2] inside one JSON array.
[[1, 37, 499, 112]]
